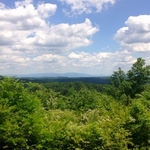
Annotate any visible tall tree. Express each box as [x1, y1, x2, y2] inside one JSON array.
[[110, 67, 126, 88], [108, 67, 131, 100], [108, 58, 150, 99], [127, 58, 150, 97]]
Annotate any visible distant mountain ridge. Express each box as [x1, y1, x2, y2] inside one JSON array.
[[15, 72, 94, 78]]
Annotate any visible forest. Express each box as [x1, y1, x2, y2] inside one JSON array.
[[0, 58, 150, 149]]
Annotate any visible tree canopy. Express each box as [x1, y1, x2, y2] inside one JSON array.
[[0, 58, 150, 149], [109, 58, 150, 99]]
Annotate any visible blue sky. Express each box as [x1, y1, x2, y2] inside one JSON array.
[[0, 0, 150, 76]]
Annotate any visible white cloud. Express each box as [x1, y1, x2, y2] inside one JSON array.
[[0, 45, 148, 75], [115, 15, 150, 52], [28, 18, 99, 51], [37, 3, 57, 18], [0, 0, 98, 52], [60, 0, 116, 15], [0, 0, 100, 75], [0, 49, 31, 73], [67, 50, 135, 75], [0, 0, 55, 47], [0, 43, 135, 75], [25, 50, 133, 75], [1, 1, 149, 76], [33, 54, 61, 62]]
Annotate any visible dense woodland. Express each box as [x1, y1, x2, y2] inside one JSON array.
[[0, 58, 150, 149]]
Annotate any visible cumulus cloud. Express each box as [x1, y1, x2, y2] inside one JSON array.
[[0, 47, 31, 75], [28, 18, 99, 51], [1, 0, 149, 76], [0, 46, 136, 75], [0, 0, 100, 75], [67, 50, 135, 75], [115, 15, 150, 52], [27, 50, 135, 75], [37, 3, 57, 18], [0, 0, 56, 47], [0, 0, 98, 52], [33, 54, 62, 63], [60, 0, 116, 15]]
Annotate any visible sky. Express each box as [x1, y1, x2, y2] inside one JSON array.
[[0, 0, 150, 76]]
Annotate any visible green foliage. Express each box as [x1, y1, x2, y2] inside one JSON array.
[[110, 67, 126, 88], [0, 63, 150, 150], [41, 105, 132, 150], [127, 58, 150, 97], [0, 77, 46, 149], [108, 58, 150, 99], [125, 99, 150, 149], [64, 88, 102, 111]]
